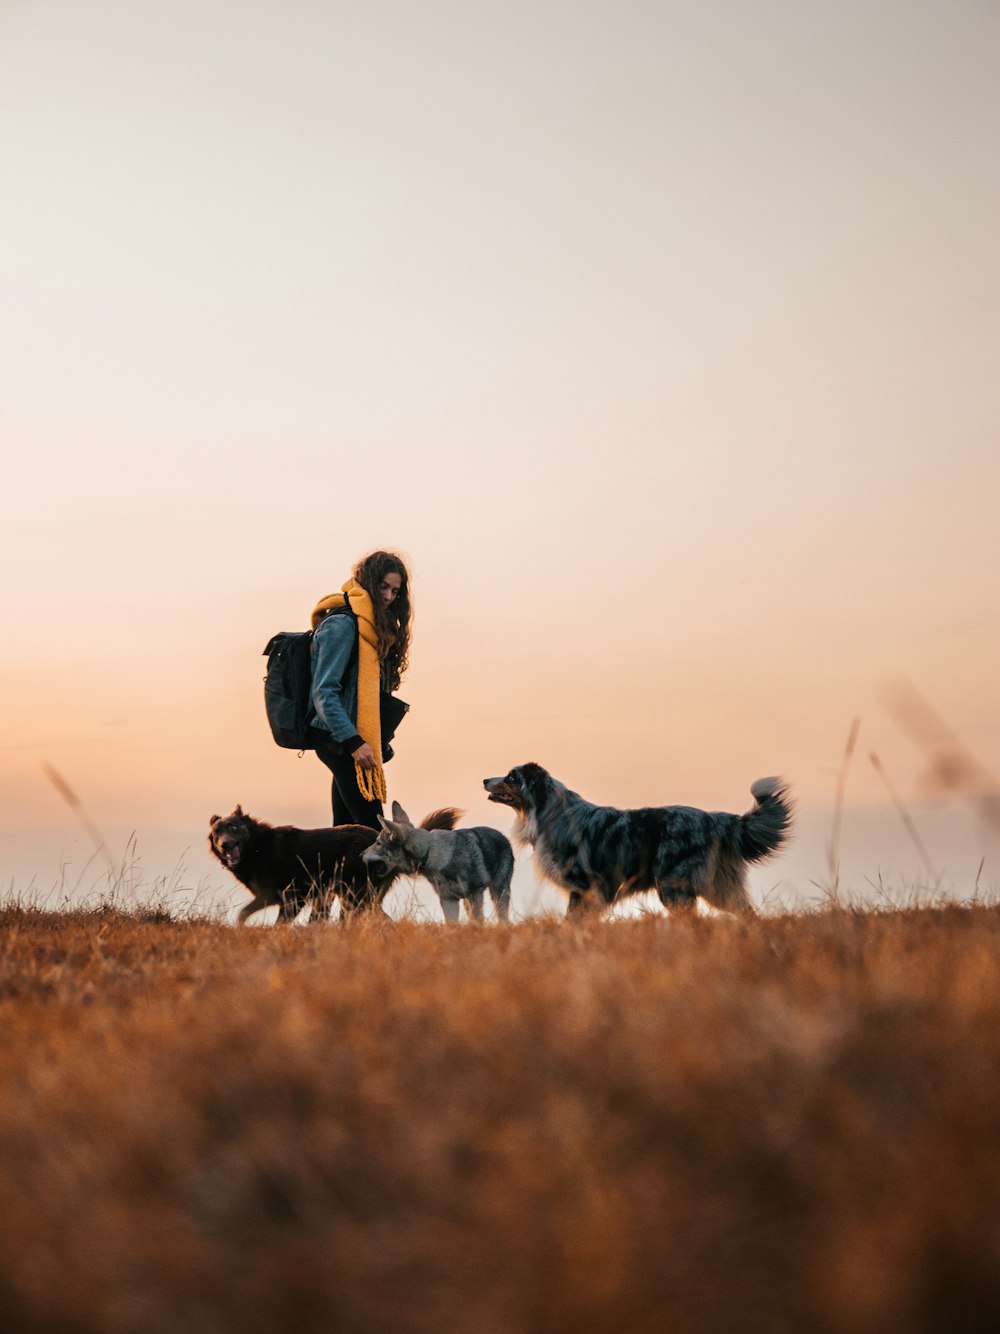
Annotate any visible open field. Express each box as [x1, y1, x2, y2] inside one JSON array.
[[1, 904, 999, 1333]]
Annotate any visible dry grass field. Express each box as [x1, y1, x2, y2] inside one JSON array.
[[1, 902, 999, 1333]]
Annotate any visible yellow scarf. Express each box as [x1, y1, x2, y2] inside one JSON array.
[[310, 578, 387, 803]]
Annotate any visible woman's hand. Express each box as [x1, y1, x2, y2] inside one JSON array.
[[351, 741, 378, 770]]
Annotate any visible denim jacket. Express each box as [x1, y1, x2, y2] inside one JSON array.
[[309, 612, 360, 747]]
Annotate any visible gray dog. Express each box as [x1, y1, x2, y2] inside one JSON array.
[[484, 763, 792, 918], [362, 801, 514, 923]]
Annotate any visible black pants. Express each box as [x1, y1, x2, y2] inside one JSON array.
[[315, 738, 383, 830]]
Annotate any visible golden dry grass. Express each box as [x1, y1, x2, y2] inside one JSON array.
[[1, 905, 1000, 1332]]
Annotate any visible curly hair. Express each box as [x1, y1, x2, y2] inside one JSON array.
[[352, 550, 412, 692]]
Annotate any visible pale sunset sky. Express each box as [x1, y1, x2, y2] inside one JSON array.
[[2, 0, 998, 917]]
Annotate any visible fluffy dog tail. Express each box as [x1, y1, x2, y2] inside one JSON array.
[[737, 777, 793, 862], [420, 808, 462, 832]]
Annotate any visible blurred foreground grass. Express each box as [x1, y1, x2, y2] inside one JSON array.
[[1, 905, 999, 1333]]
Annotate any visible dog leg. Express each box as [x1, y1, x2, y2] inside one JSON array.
[[465, 891, 485, 923], [565, 888, 604, 920], [491, 893, 511, 923], [655, 879, 697, 915], [439, 896, 461, 924], [306, 888, 333, 924], [237, 896, 267, 925], [702, 874, 757, 916], [276, 889, 304, 924], [490, 854, 514, 923]]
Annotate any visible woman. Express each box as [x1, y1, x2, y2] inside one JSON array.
[[309, 550, 412, 829]]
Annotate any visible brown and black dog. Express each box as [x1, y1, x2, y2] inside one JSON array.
[[208, 806, 458, 924]]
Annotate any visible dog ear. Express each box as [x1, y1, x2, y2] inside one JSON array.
[[234, 804, 243, 816], [377, 815, 392, 832], [209, 814, 220, 826], [390, 801, 413, 825]]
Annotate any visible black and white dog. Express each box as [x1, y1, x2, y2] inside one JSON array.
[[483, 764, 792, 918]]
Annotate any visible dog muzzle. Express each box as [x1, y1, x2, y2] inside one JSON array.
[[483, 777, 519, 807]]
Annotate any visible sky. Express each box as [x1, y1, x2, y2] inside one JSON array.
[[2, 0, 999, 918]]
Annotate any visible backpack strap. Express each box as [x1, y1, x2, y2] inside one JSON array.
[[317, 599, 360, 672], [319, 595, 358, 624]]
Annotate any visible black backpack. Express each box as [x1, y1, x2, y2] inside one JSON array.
[[262, 604, 356, 751]]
